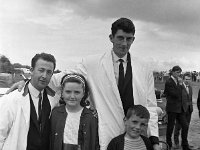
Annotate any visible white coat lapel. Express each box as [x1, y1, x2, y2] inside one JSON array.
[[102, 51, 123, 107], [21, 94, 30, 128], [131, 56, 146, 106]]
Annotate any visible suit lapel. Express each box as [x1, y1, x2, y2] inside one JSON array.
[[21, 94, 30, 128]]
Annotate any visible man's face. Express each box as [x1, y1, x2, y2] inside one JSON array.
[[30, 59, 54, 91], [110, 29, 135, 58], [172, 70, 181, 79], [124, 114, 148, 139], [184, 76, 191, 85]]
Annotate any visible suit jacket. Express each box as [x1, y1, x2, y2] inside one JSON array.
[[164, 77, 183, 113], [197, 89, 200, 113], [50, 50, 159, 150], [181, 84, 193, 113], [50, 105, 100, 150], [0, 83, 59, 150]]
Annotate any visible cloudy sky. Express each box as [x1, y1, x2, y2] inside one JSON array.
[[0, 0, 200, 72]]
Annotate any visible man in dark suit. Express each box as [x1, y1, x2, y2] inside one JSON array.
[[164, 66, 190, 150], [197, 89, 200, 118], [173, 75, 193, 148]]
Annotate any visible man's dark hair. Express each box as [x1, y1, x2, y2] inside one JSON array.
[[126, 105, 150, 120], [31, 53, 56, 70], [111, 17, 135, 36], [172, 65, 182, 72]]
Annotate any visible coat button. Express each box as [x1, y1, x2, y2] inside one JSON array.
[[55, 133, 58, 136]]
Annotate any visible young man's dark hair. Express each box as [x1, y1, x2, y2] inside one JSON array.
[[171, 65, 182, 72], [111, 18, 135, 36]]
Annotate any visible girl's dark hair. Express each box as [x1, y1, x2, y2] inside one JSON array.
[[60, 73, 90, 107]]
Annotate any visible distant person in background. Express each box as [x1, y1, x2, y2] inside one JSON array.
[[0, 53, 59, 150], [50, 73, 100, 150], [107, 105, 153, 150], [164, 66, 190, 150], [173, 75, 193, 149]]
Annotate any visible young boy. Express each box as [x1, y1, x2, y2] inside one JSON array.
[[107, 105, 153, 150]]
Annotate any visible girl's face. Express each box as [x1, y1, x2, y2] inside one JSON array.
[[62, 82, 84, 108]]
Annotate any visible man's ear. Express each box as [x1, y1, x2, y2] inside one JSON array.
[[109, 34, 113, 43], [30, 67, 33, 76], [133, 36, 135, 42]]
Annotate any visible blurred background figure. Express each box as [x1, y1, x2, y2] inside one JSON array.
[[174, 75, 193, 149]]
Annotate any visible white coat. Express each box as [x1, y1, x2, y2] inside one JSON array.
[[0, 84, 59, 150], [50, 51, 158, 150]]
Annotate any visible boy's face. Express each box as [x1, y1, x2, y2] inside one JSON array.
[[124, 114, 149, 139], [110, 29, 135, 58]]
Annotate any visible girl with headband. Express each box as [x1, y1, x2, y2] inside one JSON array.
[[50, 73, 100, 150]]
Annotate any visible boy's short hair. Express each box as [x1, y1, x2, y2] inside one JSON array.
[[126, 105, 150, 120]]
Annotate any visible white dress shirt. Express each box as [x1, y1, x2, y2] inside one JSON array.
[[112, 50, 128, 84], [28, 83, 43, 119]]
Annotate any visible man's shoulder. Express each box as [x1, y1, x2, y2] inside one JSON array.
[[84, 52, 105, 60], [0, 90, 24, 108], [81, 51, 109, 69], [166, 77, 173, 83], [2, 90, 23, 100]]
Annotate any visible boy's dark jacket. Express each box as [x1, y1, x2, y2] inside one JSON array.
[[107, 133, 153, 150], [50, 105, 100, 150]]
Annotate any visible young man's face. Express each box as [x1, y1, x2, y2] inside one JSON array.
[[124, 114, 148, 139], [172, 70, 181, 79], [30, 59, 54, 91], [110, 29, 135, 58]]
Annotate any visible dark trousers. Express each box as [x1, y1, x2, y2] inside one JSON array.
[[166, 112, 189, 148], [174, 110, 192, 145]]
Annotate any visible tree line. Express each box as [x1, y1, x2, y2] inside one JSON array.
[[0, 55, 30, 74], [0, 55, 61, 74]]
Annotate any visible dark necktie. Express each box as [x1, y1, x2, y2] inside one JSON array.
[[38, 92, 42, 124], [118, 59, 124, 97]]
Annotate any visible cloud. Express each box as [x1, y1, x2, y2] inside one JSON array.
[[36, 0, 200, 34], [0, 0, 199, 71]]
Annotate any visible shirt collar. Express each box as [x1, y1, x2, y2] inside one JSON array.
[[183, 82, 188, 87], [171, 75, 177, 84], [112, 50, 127, 63], [28, 82, 43, 98]]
